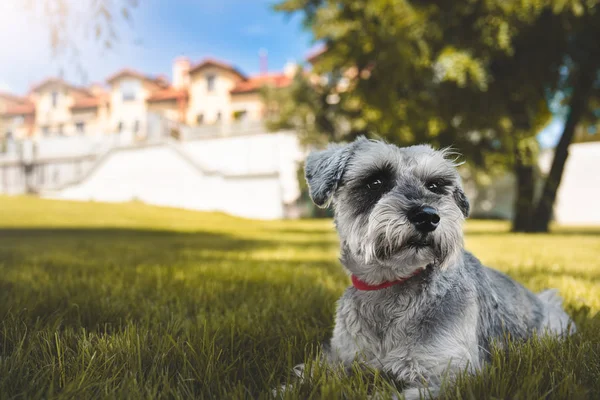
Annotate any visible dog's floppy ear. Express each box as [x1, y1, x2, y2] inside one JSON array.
[[453, 188, 470, 217], [304, 138, 364, 208]]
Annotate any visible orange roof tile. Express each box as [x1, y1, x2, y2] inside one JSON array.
[[147, 88, 188, 103], [71, 96, 108, 111], [230, 73, 292, 95], [0, 91, 27, 104], [189, 58, 246, 79], [89, 83, 109, 96], [3, 102, 35, 116]]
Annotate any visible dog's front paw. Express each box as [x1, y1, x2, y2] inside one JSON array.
[[271, 384, 294, 398], [270, 363, 306, 398], [400, 385, 438, 400], [292, 363, 306, 379]]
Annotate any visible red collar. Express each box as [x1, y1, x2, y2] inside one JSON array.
[[351, 269, 424, 291]]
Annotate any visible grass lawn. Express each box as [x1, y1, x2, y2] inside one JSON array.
[[0, 196, 599, 399]]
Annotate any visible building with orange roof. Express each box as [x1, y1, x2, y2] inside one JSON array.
[[27, 77, 102, 137], [0, 55, 297, 145], [0, 92, 34, 142], [183, 57, 248, 126], [229, 71, 295, 122], [0, 57, 305, 219], [106, 68, 175, 138]]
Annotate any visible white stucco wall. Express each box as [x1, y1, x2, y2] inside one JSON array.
[[0, 165, 27, 194], [183, 132, 301, 173], [33, 83, 75, 135], [186, 67, 242, 125], [109, 78, 155, 135], [1, 114, 33, 141], [46, 131, 303, 220], [230, 92, 264, 121], [50, 144, 286, 219], [551, 142, 600, 225]]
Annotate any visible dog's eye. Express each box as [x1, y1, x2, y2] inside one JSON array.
[[367, 179, 383, 191], [426, 179, 448, 194], [361, 166, 394, 195]]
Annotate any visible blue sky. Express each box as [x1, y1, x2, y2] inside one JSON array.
[[538, 118, 564, 148], [0, 0, 314, 94]]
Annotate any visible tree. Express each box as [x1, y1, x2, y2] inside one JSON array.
[[20, 0, 139, 80], [531, 14, 600, 231], [275, 0, 600, 232]]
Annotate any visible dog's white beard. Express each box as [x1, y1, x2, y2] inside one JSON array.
[[344, 202, 464, 284]]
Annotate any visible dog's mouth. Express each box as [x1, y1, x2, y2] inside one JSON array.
[[404, 235, 433, 249], [373, 234, 434, 260]]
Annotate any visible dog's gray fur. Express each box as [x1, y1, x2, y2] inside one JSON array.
[[303, 137, 574, 399]]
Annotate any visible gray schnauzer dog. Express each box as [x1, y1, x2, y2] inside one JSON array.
[[301, 137, 574, 399]]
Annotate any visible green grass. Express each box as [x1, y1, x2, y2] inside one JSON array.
[[0, 196, 598, 399]]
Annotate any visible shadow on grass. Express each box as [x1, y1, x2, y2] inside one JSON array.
[[0, 226, 344, 337], [0, 227, 341, 252], [0, 227, 274, 251]]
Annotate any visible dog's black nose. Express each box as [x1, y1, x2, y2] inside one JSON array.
[[408, 206, 440, 233]]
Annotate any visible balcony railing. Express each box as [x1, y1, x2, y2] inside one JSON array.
[[181, 121, 266, 140], [0, 119, 270, 166]]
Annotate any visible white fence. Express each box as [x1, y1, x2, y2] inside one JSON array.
[[43, 131, 303, 219], [0, 121, 304, 219], [0, 130, 141, 194], [0, 120, 271, 193], [180, 121, 266, 140]]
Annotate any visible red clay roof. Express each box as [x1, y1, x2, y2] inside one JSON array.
[[147, 88, 188, 103], [230, 73, 292, 95], [3, 102, 35, 116], [71, 96, 108, 111], [0, 91, 27, 104], [189, 58, 246, 79], [106, 69, 169, 88]]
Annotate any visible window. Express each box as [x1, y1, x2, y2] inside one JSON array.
[[42, 126, 50, 136], [121, 79, 140, 101], [233, 110, 247, 121], [133, 120, 140, 133], [75, 122, 85, 134], [196, 114, 204, 124], [2, 132, 12, 153], [216, 111, 222, 122], [206, 74, 216, 92], [117, 121, 124, 133], [51, 91, 59, 108]]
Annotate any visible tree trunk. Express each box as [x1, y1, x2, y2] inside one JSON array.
[[530, 68, 595, 232], [511, 146, 535, 232]]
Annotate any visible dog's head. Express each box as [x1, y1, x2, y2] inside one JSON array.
[[305, 137, 469, 284]]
